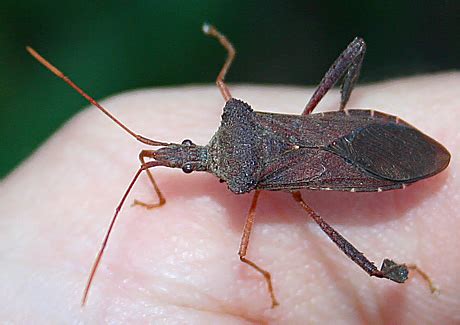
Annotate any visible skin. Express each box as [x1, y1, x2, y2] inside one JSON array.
[[1, 73, 459, 324]]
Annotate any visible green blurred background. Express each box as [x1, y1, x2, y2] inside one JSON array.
[[1, 1, 459, 178]]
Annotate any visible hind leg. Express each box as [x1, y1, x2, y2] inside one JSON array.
[[302, 37, 366, 115]]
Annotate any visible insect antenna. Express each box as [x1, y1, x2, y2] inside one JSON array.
[[26, 46, 169, 147], [81, 160, 162, 306]]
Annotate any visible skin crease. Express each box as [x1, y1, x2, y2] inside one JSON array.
[[1, 73, 459, 324]]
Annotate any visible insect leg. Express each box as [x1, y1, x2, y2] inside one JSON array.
[[302, 37, 366, 115], [407, 264, 438, 293], [291, 191, 409, 283], [26, 46, 170, 147], [82, 161, 162, 306], [132, 150, 166, 209], [203, 24, 235, 101], [238, 190, 279, 308]]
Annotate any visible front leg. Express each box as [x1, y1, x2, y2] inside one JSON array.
[[132, 150, 166, 209], [302, 37, 366, 115]]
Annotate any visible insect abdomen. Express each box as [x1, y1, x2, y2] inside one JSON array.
[[326, 122, 450, 182]]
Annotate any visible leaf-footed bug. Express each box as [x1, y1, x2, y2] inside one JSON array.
[[27, 24, 450, 308]]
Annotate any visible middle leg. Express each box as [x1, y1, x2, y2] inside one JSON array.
[[238, 190, 279, 308], [203, 24, 236, 102]]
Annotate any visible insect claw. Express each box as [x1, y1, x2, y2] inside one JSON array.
[[406, 264, 439, 294], [202, 22, 212, 34], [131, 199, 164, 210]]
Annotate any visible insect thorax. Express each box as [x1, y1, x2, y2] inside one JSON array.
[[207, 99, 261, 194]]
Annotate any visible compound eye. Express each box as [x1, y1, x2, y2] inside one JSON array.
[[182, 163, 194, 174], [182, 139, 194, 146]]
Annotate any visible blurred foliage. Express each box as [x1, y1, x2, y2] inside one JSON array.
[[0, 0, 459, 177]]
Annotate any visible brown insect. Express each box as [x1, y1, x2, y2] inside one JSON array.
[[27, 24, 449, 308]]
